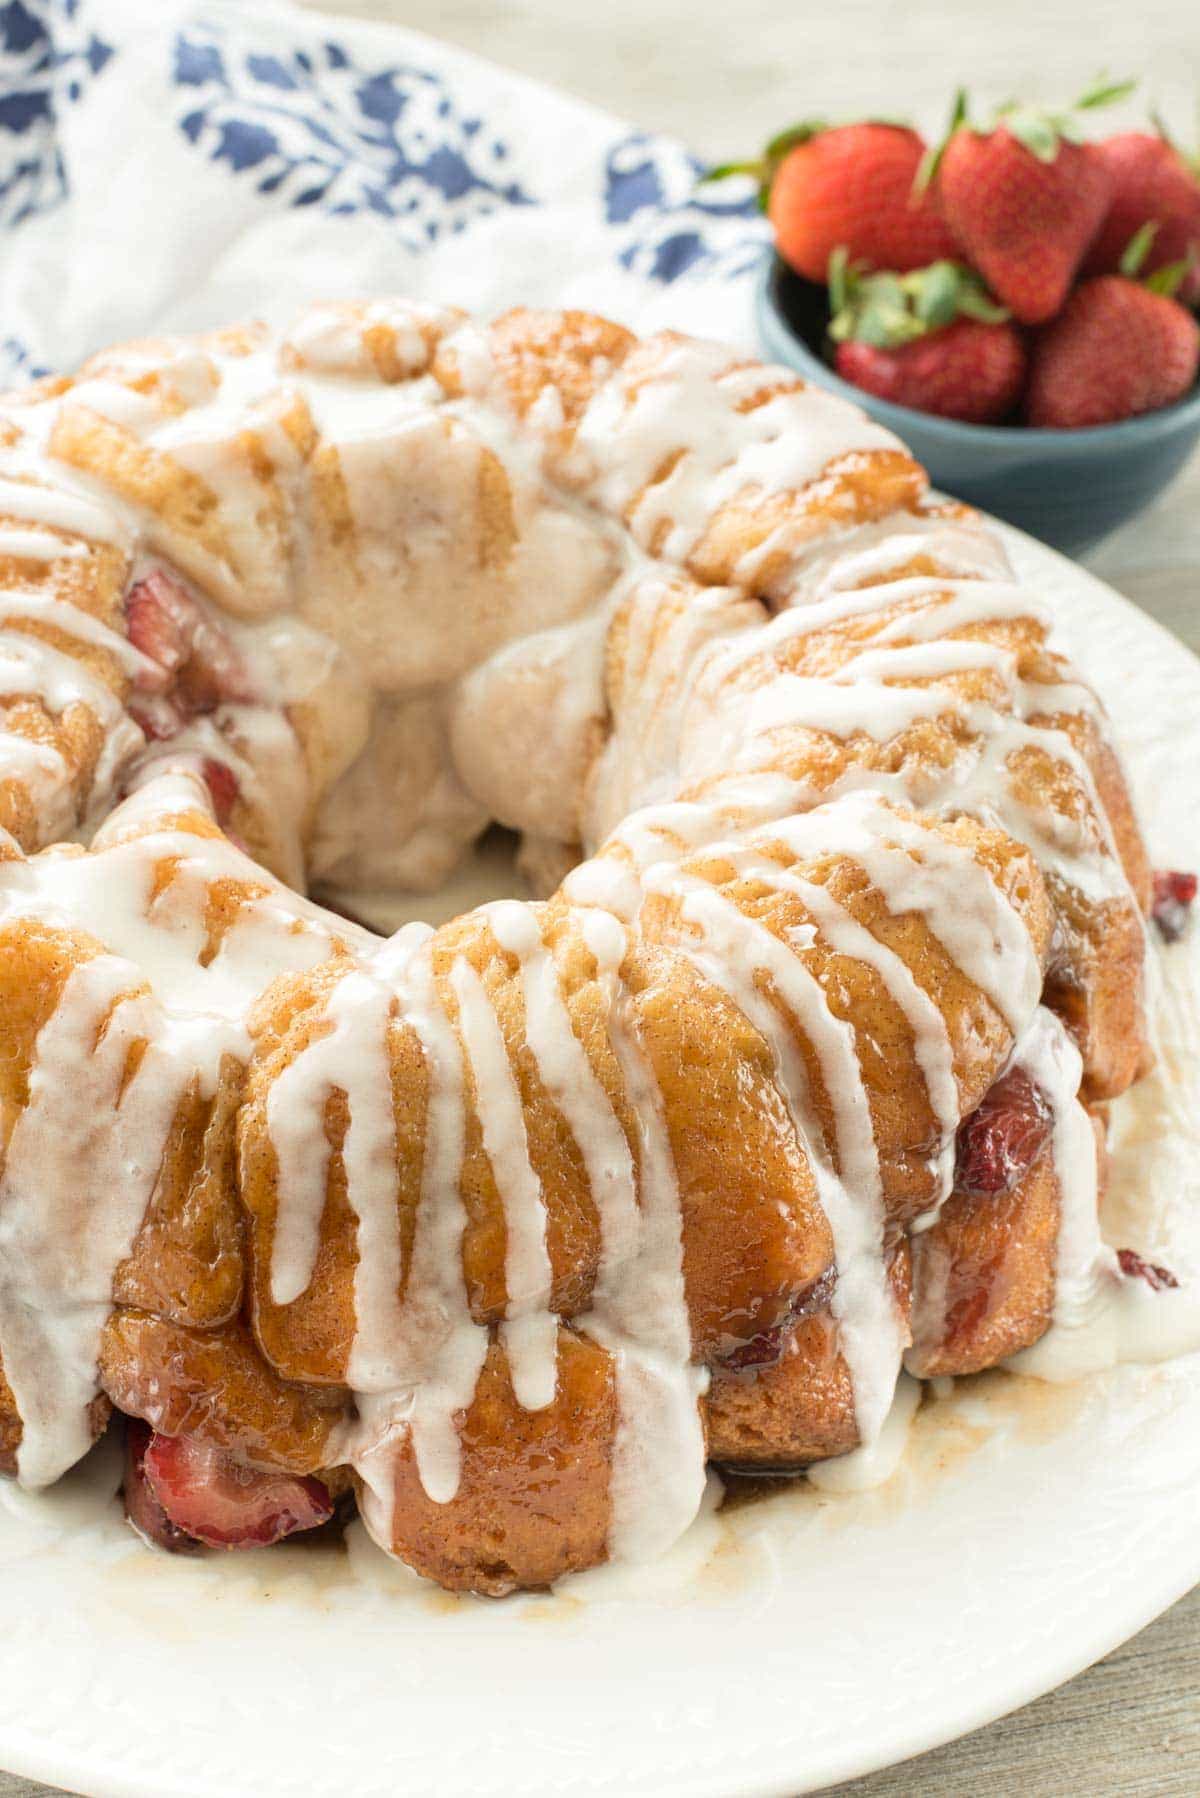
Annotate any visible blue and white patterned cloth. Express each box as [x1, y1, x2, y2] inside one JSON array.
[[0, 0, 767, 388]]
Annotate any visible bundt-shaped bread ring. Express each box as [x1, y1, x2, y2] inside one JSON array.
[[0, 301, 1159, 1592]]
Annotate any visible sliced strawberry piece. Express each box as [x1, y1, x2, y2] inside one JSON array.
[[1117, 1247, 1179, 1292], [125, 568, 256, 711], [142, 1432, 333, 1550], [200, 756, 240, 826], [125, 571, 194, 689], [181, 614, 257, 711], [955, 1065, 1054, 1197], [1151, 869, 1197, 944], [122, 1418, 199, 1554]]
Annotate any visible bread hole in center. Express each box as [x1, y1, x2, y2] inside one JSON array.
[[315, 822, 544, 937]]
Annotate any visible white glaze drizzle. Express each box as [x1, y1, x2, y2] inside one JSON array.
[[573, 338, 900, 564], [360, 936, 487, 1509], [0, 954, 238, 1485], [448, 954, 557, 1405], [573, 904, 709, 1565], [483, 899, 640, 1288], [640, 857, 903, 1442], [713, 842, 961, 1202]]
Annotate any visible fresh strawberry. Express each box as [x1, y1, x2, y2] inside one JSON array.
[[835, 318, 1025, 422], [142, 1431, 333, 1550], [955, 1065, 1054, 1196], [706, 120, 959, 282], [1025, 272, 1199, 427], [1083, 130, 1200, 305], [924, 82, 1134, 324], [828, 255, 1026, 422]]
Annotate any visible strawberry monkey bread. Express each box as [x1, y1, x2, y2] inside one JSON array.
[[0, 300, 1165, 1593]]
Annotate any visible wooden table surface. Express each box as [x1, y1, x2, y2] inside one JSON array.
[[4, 1, 1198, 1791]]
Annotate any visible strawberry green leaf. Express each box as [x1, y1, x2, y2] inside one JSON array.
[[701, 159, 763, 183], [1120, 219, 1160, 277], [827, 245, 852, 316], [908, 260, 962, 329], [993, 78, 1136, 163], [1075, 75, 1138, 110], [1149, 108, 1200, 177], [764, 121, 826, 159], [1144, 255, 1193, 298], [829, 258, 1007, 348], [1151, 106, 1175, 145], [956, 287, 1011, 324], [1002, 107, 1063, 163], [701, 119, 827, 209]]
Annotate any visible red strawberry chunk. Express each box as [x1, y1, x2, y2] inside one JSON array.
[[142, 1432, 333, 1550], [200, 757, 240, 825], [125, 572, 192, 689], [722, 1318, 791, 1373], [181, 613, 258, 712], [718, 1270, 836, 1371], [1151, 869, 1197, 943], [1117, 1247, 1180, 1292], [125, 569, 256, 710], [955, 1065, 1054, 1197], [122, 1418, 198, 1554]]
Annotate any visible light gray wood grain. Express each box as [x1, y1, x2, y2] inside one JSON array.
[[3, 2, 1197, 1792], [296, 0, 1200, 160]]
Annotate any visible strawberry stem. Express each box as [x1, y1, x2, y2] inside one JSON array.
[[827, 244, 852, 315], [1150, 106, 1175, 145], [997, 76, 1137, 163], [914, 88, 968, 195], [1149, 107, 1200, 178], [828, 258, 1008, 348], [700, 119, 826, 208], [1116, 221, 1195, 297], [702, 159, 764, 183]]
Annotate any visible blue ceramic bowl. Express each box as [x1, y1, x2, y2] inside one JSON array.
[[756, 254, 1200, 557]]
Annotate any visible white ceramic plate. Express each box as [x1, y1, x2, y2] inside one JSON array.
[[1, 521, 1198, 1798]]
